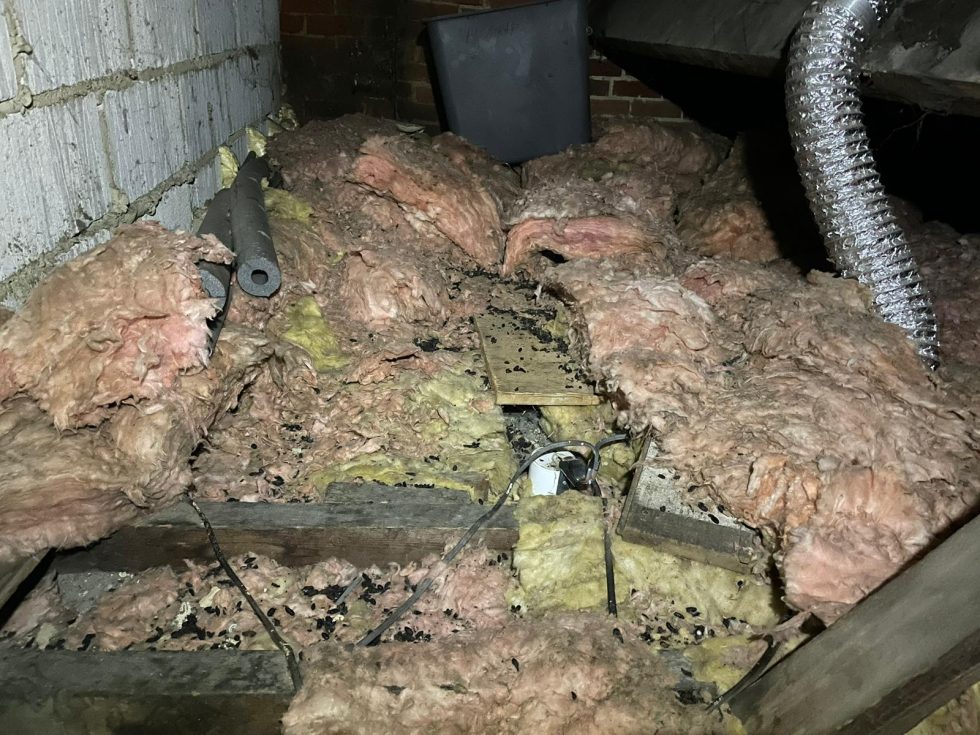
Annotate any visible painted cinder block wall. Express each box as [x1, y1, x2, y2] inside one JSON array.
[[279, 0, 684, 127], [0, 0, 282, 307]]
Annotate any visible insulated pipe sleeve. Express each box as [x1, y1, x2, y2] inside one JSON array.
[[786, 0, 939, 367], [231, 153, 281, 297], [196, 188, 235, 303]]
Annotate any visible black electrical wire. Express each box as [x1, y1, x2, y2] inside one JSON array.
[[185, 493, 304, 692], [355, 438, 617, 648], [590, 434, 628, 618]]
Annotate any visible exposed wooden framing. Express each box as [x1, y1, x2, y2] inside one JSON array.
[[56, 484, 518, 573], [0, 552, 45, 610], [593, 0, 980, 115], [730, 513, 980, 734], [0, 649, 293, 735], [618, 440, 763, 573], [475, 312, 600, 406]]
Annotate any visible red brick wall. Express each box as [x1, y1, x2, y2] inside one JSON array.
[[280, 0, 686, 128], [280, 0, 399, 122]]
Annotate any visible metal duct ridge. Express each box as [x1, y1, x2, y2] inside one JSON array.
[[786, 0, 939, 367]]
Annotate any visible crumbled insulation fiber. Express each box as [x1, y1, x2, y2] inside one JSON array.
[[281, 297, 349, 372], [510, 492, 782, 638], [0, 325, 271, 561], [307, 351, 516, 499], [0, 222, 230, 429], [265, 187, 314, 222], [283, 613, 742, 735], [1, 548, 515, 652]]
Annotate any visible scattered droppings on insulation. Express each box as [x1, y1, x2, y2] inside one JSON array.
[[546, 250, 978, 621], [510, 492, 783, 638], [1, 548, 515, 653], [284, 613, 742, 735]]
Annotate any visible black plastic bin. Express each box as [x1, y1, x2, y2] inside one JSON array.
[[426, 0, 590, 164]]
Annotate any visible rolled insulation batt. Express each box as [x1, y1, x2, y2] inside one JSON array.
[[196, 188, 235, 303], [232, 153, 281, 298]]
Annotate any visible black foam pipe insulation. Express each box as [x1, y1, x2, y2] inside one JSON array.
[[231, 153, 281, 298]]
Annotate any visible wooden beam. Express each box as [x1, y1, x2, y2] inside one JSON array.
[[0, 552, 45, 610], [594, 0, 980, 115], [56, 484, 518, 573], [730, 513, 980, 735], [475, 312, 600, 406], [0, 649, 292, 735], [617, 440, 763, 573]]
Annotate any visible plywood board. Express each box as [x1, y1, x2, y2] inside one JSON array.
[[474, 312, 599, 406], [618, 439, 763, 573]]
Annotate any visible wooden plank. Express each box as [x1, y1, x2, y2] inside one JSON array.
[[474, 312, 599, 406], [56, 488, 518, 573], [730, 513, 980, 735], [0, 552, 45, 610], [0, 649, 292, 735], [594, 0, 980, 115], [618, 440, 763, 573]]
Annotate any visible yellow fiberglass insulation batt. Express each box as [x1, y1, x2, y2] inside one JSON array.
[[509, 492, 783, 636]]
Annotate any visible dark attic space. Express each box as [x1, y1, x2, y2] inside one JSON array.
[[0, 1, 978, 734]]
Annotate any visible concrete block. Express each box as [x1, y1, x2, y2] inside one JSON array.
[[178, 66, 223, 161], [103, 77, 189, 200], [0, 1, 18, 103], [218, 55, 251, 135], [0, 96, 113, 282], [196, 0, 237, 55], [230, 134, 248, 164], [191, 153, 222, 210], [15, 0, 130, 93], [234, 50, 278, 131], [147, 182, 193, 231], [54, 228, 113, 268], [236, 0, 278, 48], [129, 0, 199, 70]]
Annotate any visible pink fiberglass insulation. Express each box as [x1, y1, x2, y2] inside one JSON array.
[[591, 118, 723, 195], [283, 613, 731, 735], [432, 132, 521, 219], [907, 221, 980, 368], [504, 164, 677, 276], [0, 326, 271, 562], [2, 548, 514, 652], [678, 138, 782, 263], [0, 223, 230, 429], [350, 135, 505, 269], [341, 249, 450, 328], [546, 255, 978, 621]]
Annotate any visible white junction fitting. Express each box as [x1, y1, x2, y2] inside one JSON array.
[[786, 0, 940, 366], [529, 451, 575, 496]]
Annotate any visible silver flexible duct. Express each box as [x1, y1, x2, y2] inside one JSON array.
[[786, 0, 939, 367]]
